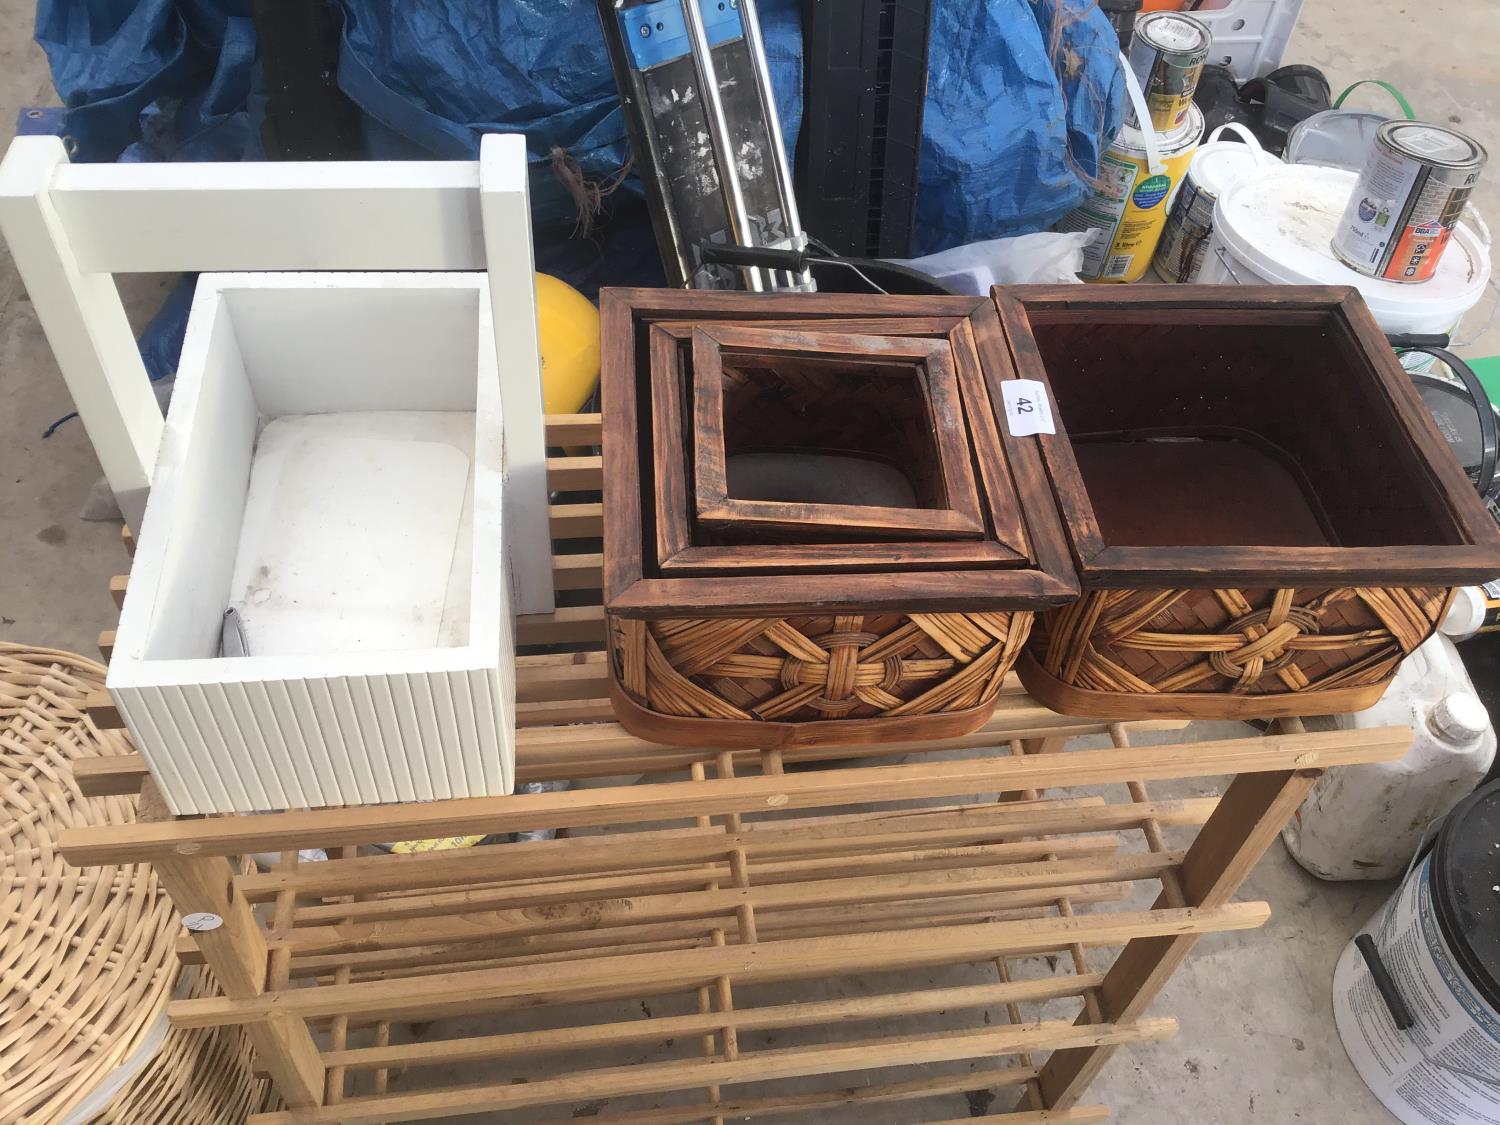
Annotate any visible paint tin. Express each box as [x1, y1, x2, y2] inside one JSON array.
[[1203, 163, 1492, 354], [1059, 104, 1203, 283], [1125, 12, 1211, 132], [1153, 123, 1274, 283], [1333, 120, 1488, 283], [1332, 780, 1500, 1124]]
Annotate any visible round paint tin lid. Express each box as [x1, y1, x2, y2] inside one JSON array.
[[1137, 11, 1210, 56], [1433, 779, 1500, 1011], [1382, 120, 1488, 169], [1115, 103, 1205, 158]]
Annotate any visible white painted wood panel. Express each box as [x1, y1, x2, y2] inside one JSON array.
[[480, 134, 553, 615], [0, 138, 161, 526], [0, 134, 555, 616], [51, 159, 485, 275]]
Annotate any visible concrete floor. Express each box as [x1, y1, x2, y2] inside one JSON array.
[[2, 3, 1496, 1122]]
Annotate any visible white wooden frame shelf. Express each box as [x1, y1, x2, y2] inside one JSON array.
[[0, 132, 555, 615]]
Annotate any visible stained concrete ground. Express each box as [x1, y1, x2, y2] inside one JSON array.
[[0, 3, 1495, 1122]]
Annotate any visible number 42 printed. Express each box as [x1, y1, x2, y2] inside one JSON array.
[[1000, 379, 1056, 437]]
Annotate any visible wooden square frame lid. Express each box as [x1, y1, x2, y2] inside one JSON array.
[[992, 284, 1500, 588], [601, 288, 1080, 617], [690, 324, 987, 542]]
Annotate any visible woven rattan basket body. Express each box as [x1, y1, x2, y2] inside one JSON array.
[[609, 610, 1032, 748], [1021, 586, 1452, 719], [0, 644, 274, 1124], [994, 286, 1500, 719], [601, 290, 1077, 747]]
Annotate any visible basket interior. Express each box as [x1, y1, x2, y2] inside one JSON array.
[[717, 355, 948, 510], [1029, 316, 1466, 549]]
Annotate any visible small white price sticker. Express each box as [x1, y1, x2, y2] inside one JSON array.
[[182, 912, 223, 933], [1001, 379, 1056, 437]]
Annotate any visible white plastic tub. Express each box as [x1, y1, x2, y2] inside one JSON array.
[[1202, 163, 1491, 339], [108, 273, 515, 815], [1189, 0, 1304, 80]]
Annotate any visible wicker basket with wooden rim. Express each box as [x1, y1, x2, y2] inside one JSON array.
[[995, 286, 1500, 719], [0, 644, 275, 1124], [601, 289, 1077, 748], [1023, 586, 1453, 719]]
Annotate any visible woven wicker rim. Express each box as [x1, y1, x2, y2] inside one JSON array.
[[0, 643, 178, 1124]]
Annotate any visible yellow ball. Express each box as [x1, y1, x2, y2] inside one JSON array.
[[535, 273, 601, 415]]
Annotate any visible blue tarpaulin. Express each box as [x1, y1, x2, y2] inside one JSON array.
[[35, 0, 1121, 253]]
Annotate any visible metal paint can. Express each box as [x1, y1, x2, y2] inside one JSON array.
[[1125, 12, 1210, 132], [1059, 104, 1204, 283], [1332, 120, 1487, 283], [1153, 124, 1274, 283]]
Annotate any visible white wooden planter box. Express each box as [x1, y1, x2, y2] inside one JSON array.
[[108, 273, 514, 814]]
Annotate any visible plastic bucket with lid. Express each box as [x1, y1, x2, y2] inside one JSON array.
[[1153, 122, 1278, 282], [1202, 163, 1491, 341], [1332, 779, 1500, 1124]]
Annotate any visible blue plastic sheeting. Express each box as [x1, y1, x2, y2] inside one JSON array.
[[35, 1, 260, 162], [337, 0, 1121, 250], [36, 0, 1120, 251]]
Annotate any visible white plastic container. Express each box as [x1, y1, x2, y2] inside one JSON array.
[[1189, 0, 1305, 81], [1153, 123, 1277, 282], [108, 272, 515, 815], [1201, 163, 1492, 342], [1443, 581, 1500, 640], [1282, 632, 1495, 880]]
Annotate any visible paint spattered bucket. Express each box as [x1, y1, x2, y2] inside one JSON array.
[[1152, 123, 1276, 283], [1332, 780, 1500, 1124], [1202, 163, 1492, 346], [1059, 105, 1204, 282]]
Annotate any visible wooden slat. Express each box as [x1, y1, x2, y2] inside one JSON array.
[[323, 974, 1107, 1071], [62, 728, 1407, 864], [84, 690, 123, 730], [517, 605, 605, 647], [72, 754, 152, 799], [512, 716, 1189, 784], [52, 712, 1188, 801], [171, 904, 1265, 1027], [515, 651, 607, 699], [249, 1019, 1175, 1124], [97, 629, 115, 661], [547, 454, 603, 491], [109, 573, 128, 608], [552, 552, 603, 590], [516, 698, 616, 727], [284, 850, 1157, 944], [507, 697, 1176, 774], [545, 413, 602, 446], [234, 797, 1215, 902], [529, 1063, 1043, 1125], [924, 1111, 1110, 1124], [261, 891, 1128, 980], [549, 502, 603, 539]]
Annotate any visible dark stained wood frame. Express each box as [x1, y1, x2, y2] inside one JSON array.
[[601, 289, 1080, 618], [651, 317, 1029, 574], [690, 324, 987, 541], [991, 285, 1500, 587], [648, 315, 1034, 573]]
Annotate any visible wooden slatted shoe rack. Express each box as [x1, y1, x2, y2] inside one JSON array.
[[60, 414, 1411, 1124]]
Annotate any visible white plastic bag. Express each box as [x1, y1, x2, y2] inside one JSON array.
[[889, 231, 1095, 294]]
